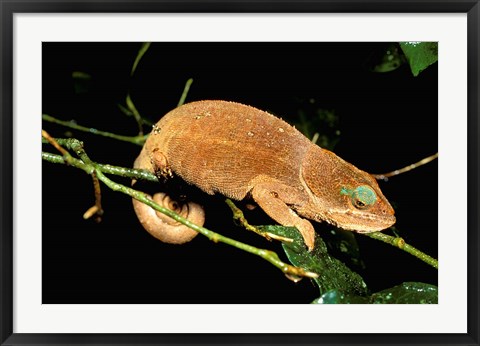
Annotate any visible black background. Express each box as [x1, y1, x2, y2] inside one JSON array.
[[42, 42, 437, 304]]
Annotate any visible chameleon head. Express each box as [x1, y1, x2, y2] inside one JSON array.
[[301, 147, 396, 232]]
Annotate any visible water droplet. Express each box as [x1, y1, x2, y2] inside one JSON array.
[[247, 131, 254, 137], [195, 111, 211, 120], [152, 124, 161, 134], [246, 118, 252, 122], [278, 127, 284, 133], [406, 41, 421, 47], [285, 273, 303, 283]]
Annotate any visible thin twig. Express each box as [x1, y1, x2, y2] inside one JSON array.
[[117, 103, 154, 127], [42, 151, 158, 183], [373, 153, 438, 181], [365, 231, 438, 269], [45, 76, 192, 146], [225, 199, 294, 244], [42, 132, 104, 222], [131, 42, 151, 76], [125, 94, 144, 136], [42, 114, 148, 146], [41, 130, 74, 165], [177, 78, 193, 107], [83, 171, 104, 222]]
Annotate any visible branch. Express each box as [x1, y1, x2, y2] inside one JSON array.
[[177, 78, 193, 107], [225, 199, 294, 244], [131, 42, 151, 76], [42, 142, 318, 280], [83, 171, 104, 222], [42, 114, 148, 146], [42, 131, 104, 221], [42, 150, 158, 183], [43, 138, 438, 271], [373, 153, 438, 180], [117, 103, 154, 127], [125, 94, 145, 136], [41, 129, 75, 164], [225, 191, 438, 270], [365, 231, 438, 269]]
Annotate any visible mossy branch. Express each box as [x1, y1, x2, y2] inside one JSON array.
[[42, 139, 318, 280]]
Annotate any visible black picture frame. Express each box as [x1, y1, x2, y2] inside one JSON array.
[[1, 1, 478, 345]]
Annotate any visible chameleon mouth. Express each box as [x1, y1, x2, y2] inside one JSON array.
[[326, 209, 396, 233], [352, 214, 396, 232]]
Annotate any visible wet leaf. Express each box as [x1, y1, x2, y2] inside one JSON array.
[[371, 282, 438, 304], [400, 42, 438, 76], [259, 225, 368, 296], [313, 282, 438, 304], [312, 289, 370, 304]]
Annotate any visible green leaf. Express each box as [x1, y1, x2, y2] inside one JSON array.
[[371, 282, 438, 304], [259, 225, 368, 296], [312, 289, 370, 304], [399, 42, 438, 76], [313, 282, 438, 304]]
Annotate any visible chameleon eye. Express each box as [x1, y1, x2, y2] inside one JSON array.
[[354, 199, 366, 209], [351, 185, 377, 210]]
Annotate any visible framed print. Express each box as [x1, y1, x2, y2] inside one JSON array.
[[1, 1, 479, 346]]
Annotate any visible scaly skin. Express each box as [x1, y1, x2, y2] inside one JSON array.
[[133, 100, 396, 250]]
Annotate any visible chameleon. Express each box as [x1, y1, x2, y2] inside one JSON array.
[[132, 100, 395, 250]]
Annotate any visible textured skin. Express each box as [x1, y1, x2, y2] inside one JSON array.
[[133, 100, 396, 250]]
